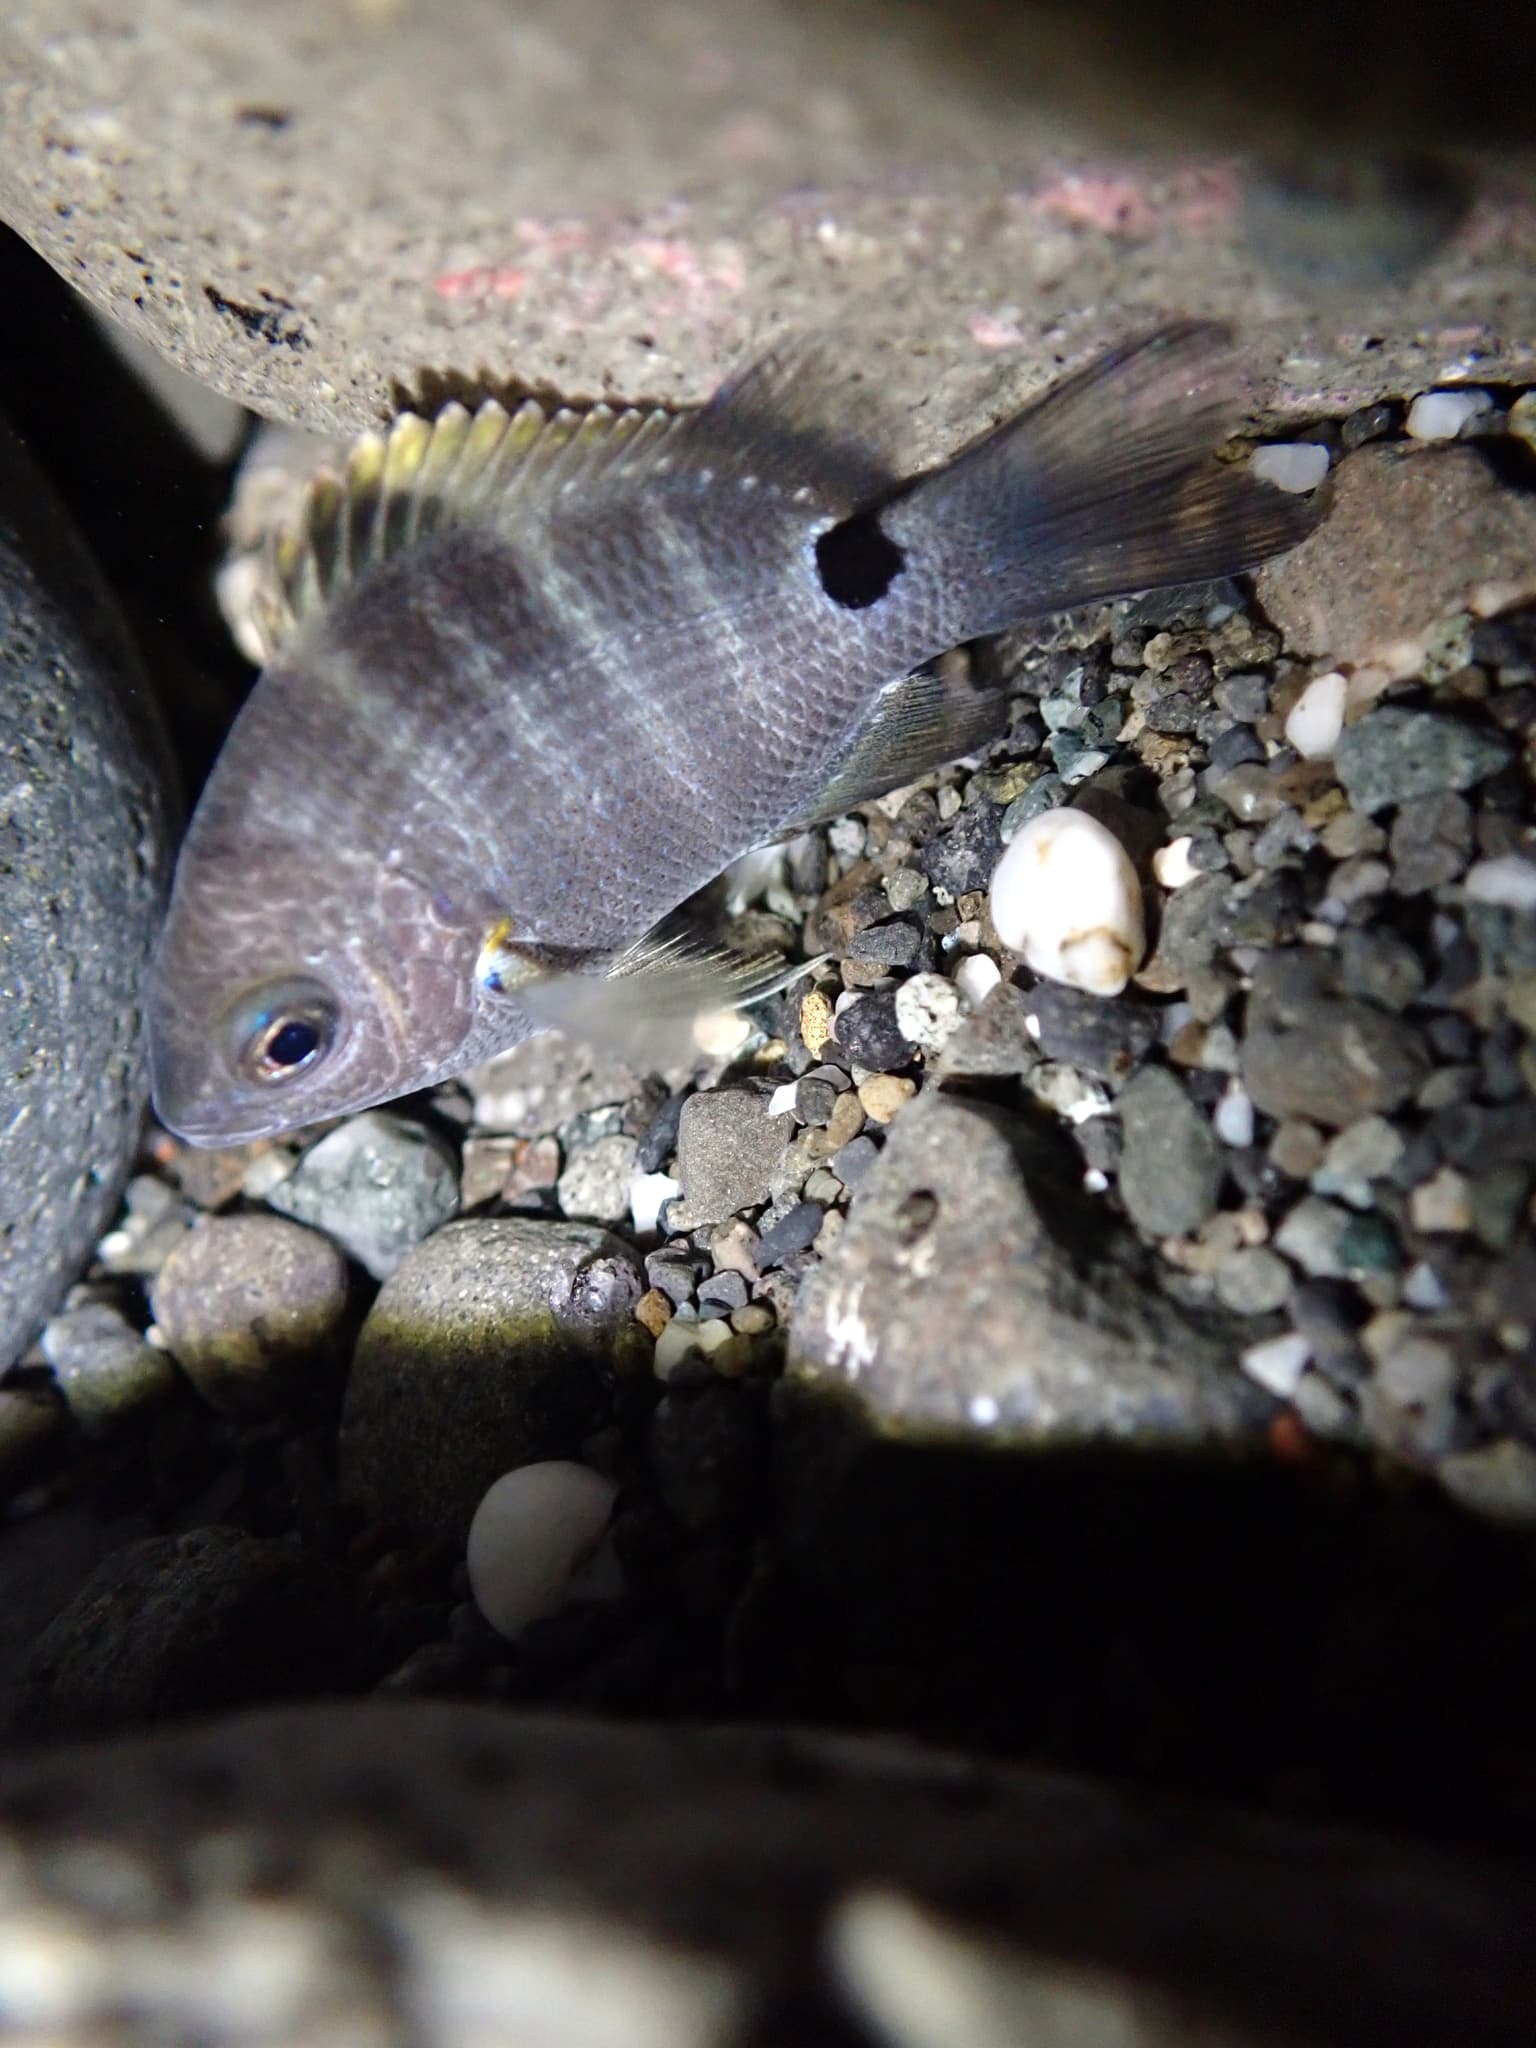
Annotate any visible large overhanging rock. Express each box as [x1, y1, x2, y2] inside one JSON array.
[[1, 1, 1533, 452], [0, 1702, 1532, 2046]]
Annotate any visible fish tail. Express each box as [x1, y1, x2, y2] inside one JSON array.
[[887, 321, 1322, 634]]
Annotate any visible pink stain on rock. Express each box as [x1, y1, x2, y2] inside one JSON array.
[[1032, 172, 1157, 237], [433, 265, 527, 301], [968, 311, 1025, 349]]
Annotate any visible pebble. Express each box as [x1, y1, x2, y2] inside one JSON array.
[[756, 1199, 825, 1269], [1116, 1066, 1224, 1238], [1274, 1195, 1353, 1278], [918, 800, 1003, 896], [1408, 1166, 1473, 1233], [465, 1461, 620, 1640], [1464, 855, 1536, 912], [150, 1215, 350, 1416], [39, 1301, 177, 1435], [1153, 837, 1200, 889], [953, 953, 1002, 1009], [1312, 1116, 1406, 1208], [667, 1089, 794, 1230], [1362, 1334, 1459, 1459], [653, 1313, 744, 1380], [831, 1135, 881, 1187], [989, 807, 1145, 997], [1283, 671, 1348, 759], [1337, 928, 1426, 1010], [1216, 1248, 1293, 1315], [1240, 1331, 1312, 1399], [340, 1219, 641, 1544], [893, 973, 963, 1055], [556, 1133, 640, 1228], [697, 1270, 748, 1314], [1241, 951, 1429, 1126], [1405, 389, 1491, 440], [832, 994, 912, 1074], [93, 1174, 195, 1278], [799, 989, 835, 1058], [1251, 443, 1330, 494], [1213, 1082, 1256, 1149], [848, 918, 922, 968], [1437, 1439, 1536, 1526], [1335, 707, 1512, 816], [1389, 791, 1474, 894], [794, 1076, 839, 1125], [468, 1034, 642, 1138], [857, 1074, 917, 1124], [1025, 981, 1161, 1080], [634, 1288, 672, 1337], [266, 1111, 460, 1279]]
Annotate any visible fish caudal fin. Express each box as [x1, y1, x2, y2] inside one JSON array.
[[891, 320, 1323, 633]]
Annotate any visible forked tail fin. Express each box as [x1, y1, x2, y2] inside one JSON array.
[[885, 321, 1324, 636]]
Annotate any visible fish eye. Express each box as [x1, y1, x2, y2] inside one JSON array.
[[227, 977, 340, 1085]]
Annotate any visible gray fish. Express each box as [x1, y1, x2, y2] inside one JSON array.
[[149, 321, 1321, 1145]]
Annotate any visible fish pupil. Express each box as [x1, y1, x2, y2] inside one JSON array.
[[264, 1018, 320, 1068], [815, 509, 905, 609]]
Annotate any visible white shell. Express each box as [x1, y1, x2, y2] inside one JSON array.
[[988, 809, 1145, 997], [1283, 670, 1348, 759], [466, 1460, 619, 1641]]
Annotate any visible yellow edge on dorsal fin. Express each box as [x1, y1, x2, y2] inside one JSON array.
[[252, 335, 905, 664]]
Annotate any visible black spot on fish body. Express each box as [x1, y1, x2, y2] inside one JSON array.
[[815, 508, 906, 609]]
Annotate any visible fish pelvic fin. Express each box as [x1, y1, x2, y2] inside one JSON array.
[[489, 915, 824, 1073], [884, 320, 1325, 634]]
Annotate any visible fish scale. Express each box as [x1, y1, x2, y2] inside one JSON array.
[[149, 322, 1324, 1144]]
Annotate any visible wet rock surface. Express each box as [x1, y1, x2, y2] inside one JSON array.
[[0, 418, 171, 1373]]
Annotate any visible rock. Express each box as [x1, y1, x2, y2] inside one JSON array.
[[1116, 1068, 1224, 1238], [1405, 390, 1492, 440], [1240, 950, 1429, 1126], [1283, 669, 1348, 758], [267, 1111, 460, 1279], [918, 802, 1004, 897], [558, 1133, 641, 1227], [0, 416, 171, 1372], [1214, 1247, 1292, 1315], [790, 1090, 1267, 1443], [668, 1090, 794, 1231], [1022, 982, 1161, 1081], [11, 1526, 356, 1740], [1387, 789, 1476, 892], [1312, 1115, 1406, 1208], [1256, 447, 1536, 680], [755, 1200, 824, 1270], [832, 994, 913, 1074], [39, 1301, 177, 1434], [340, 1219, 641, 1545], [465, 1461, 620, 1640], [469, 1033, 645, 1138], [893, 973, 963, 1057], [856, 1074, 917, 1125], [149, 1214, 351, 1416], [1250, 441, 1330, 494], [989, 807, 1145, 997], [1335, 707, 1512, 816], [0, 1703, 1532, 2048]]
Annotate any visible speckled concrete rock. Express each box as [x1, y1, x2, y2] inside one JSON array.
[[340, 1218, 646, 1545], [1, 1, 1533, 456], [0, 417, 170, 1373], [789, 1088, 1268, 1442], [0, 1701, 1531, 2048]]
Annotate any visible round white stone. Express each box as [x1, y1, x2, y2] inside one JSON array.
[[1152, 836, 1199, 890], [1283, 670, 1349, 759], [466, 1460, 619, 1641], [1405, 389, 1491, 441], [1213, 1082, 1256, 1149], [1463, 855, 1536, 912], [894, 972, 962, 1053], [988, 808, 1145, 997], [1249, 442, 1330, 494]]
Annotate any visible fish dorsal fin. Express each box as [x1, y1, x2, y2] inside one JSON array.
[[251, 339, 905, 662], [781, 655, 1009, 834]]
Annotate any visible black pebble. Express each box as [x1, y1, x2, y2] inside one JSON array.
[[756, 1200, 825, 1269], [918, 801, 1003, 897], [833, 992, 911, 1072]]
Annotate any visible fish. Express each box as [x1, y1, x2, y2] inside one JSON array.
[[148, 319, 1323, 1146]]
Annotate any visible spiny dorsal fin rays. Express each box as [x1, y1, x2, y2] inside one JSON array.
[[250, 335, 906, 665]]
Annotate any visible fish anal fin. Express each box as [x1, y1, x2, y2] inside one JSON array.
[[782, 653, 1009, 833]]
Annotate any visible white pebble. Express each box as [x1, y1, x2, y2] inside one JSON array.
[[652, 1313, 734, 1379], [1213, 1082, 1256, 1149], [691, 1010, 752, 1058], [1463, 855, 1536, 912], [1402, 1260, 1450, 1311], [1152, 836, 1199, 890], [628, 1171, 681, 1236], [1250, 442, 1330, 494], [894, 972, 962, 1053], [767, 1081, 800, 1119], [1406, 389, 1491, 440], [1240, 1331, 1312, 1399], [1283, 670, 1348, 759], [953, 953, 1002, 1010], [466, 1461, 619, 1641], [988, 807, 1144, 997]]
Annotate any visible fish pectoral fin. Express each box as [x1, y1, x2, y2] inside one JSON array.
[[781, 654, 1009, 833], [511, 922, 824, 1070]]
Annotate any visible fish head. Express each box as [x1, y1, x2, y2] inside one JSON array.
[[148, 805, 520, 1148]]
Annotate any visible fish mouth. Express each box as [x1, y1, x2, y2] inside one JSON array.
[[145, 1028, 280, 1150]]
